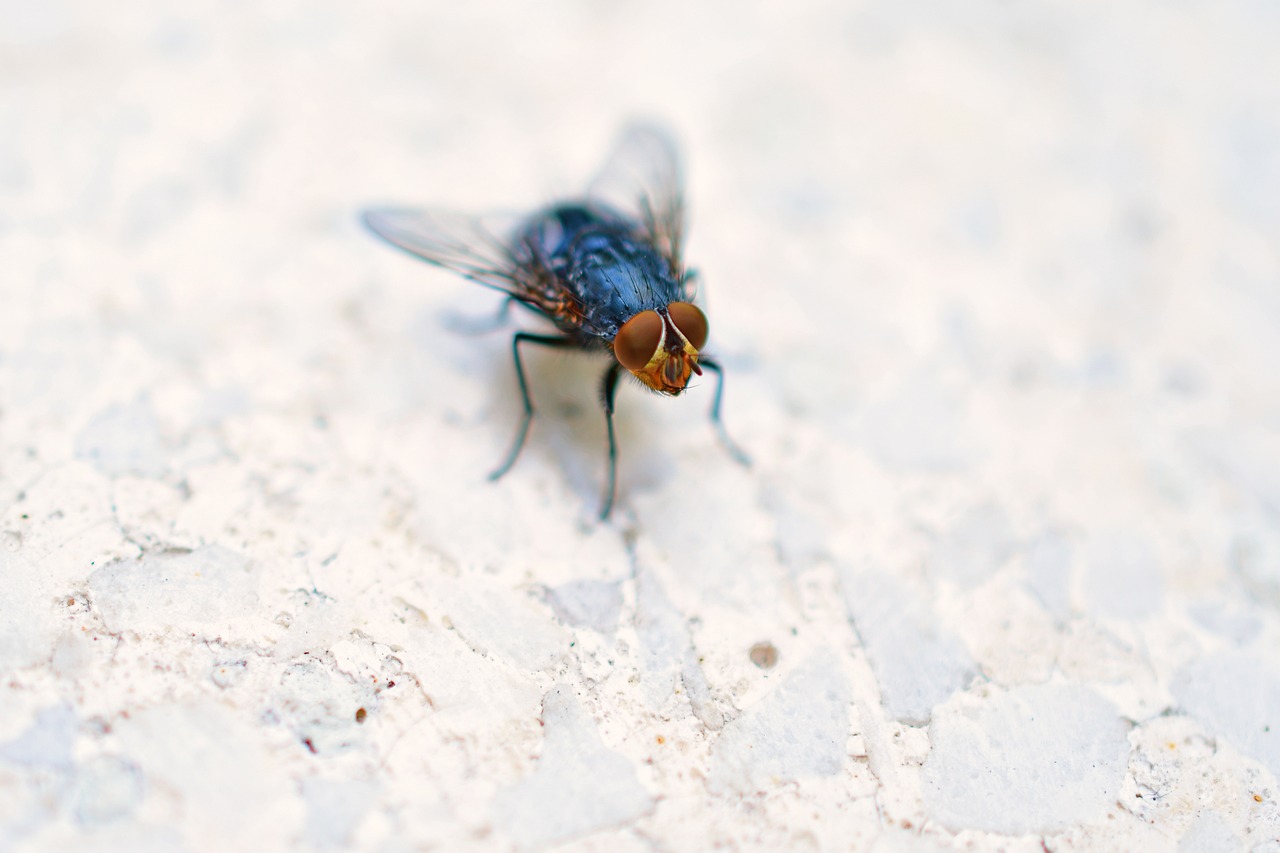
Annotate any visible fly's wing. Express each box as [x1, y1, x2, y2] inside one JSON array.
[[362, 208, 559, 309], [586, 123, 687, 273]]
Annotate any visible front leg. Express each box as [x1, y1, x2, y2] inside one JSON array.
[[679, 268, 701, 302], [697, 356, 750, 467]]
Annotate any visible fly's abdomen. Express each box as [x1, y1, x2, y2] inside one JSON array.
[[516, 204, 616, 265]]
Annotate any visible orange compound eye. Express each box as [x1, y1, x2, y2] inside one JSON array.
[[614, 310, 664, 371], [667, 302, 708, 351]]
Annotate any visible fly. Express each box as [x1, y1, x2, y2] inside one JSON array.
[[362, 124, 748, 519]]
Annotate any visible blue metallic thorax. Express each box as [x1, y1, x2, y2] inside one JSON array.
[[517, 203, 681, 342]]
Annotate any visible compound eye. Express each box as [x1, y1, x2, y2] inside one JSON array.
[[614, 310, 664, 371], [667, 302, 708, 351]]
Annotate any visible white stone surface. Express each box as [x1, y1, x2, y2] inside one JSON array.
[[710, 651, 852, 793], [921, 684, 1130, 835], [839, 567, 973, 724], [494, 685, 653, 846], [3, 0, 1280, 850]]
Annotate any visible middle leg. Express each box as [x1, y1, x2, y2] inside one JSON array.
[[489, 332, 579, 481], [598, 362, 624, 520]]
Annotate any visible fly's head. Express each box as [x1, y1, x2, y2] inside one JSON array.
[[612, 302, 709, 396]]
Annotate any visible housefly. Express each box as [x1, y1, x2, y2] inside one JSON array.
[[362, 124, 747, 519]]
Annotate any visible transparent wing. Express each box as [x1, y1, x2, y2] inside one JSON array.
[[586, 123, 687, 271], [361, 208, 528, 296]]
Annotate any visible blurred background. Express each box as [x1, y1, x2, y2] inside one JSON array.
[[2, 0, 1279, 849], [4, 1, 1277, 519]]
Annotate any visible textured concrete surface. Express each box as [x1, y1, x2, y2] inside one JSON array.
[[2, 1, 1280, 850]]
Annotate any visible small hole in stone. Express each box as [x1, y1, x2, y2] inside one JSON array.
[[749, 642, 778, 669]]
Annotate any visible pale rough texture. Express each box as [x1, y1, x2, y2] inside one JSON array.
[[921, 685, 1131, 835], [88, 545, 259, 633], [710, 651, 852, 793], [544, 579, 624, 635], [494, 685, 653, 846], [1081, 532, 1165, 621], [1179, 813, 1243, 853], [838, 567, 974, 724], [1174, 651, 1280, 779], [3, 0, 1280, 850]]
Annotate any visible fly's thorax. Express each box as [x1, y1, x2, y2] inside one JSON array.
[[612, 302, 709, 395], [563, 230, 683, 335]]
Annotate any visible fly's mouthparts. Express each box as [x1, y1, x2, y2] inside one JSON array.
[[663, 357, 683, 386]]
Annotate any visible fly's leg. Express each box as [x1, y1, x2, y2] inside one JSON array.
[[599, 362, 624, 520], [489, 332, 578, 481], [679, 268, 701, 302], [445, 295, 516, 336], [697, 356, 750, 467]]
